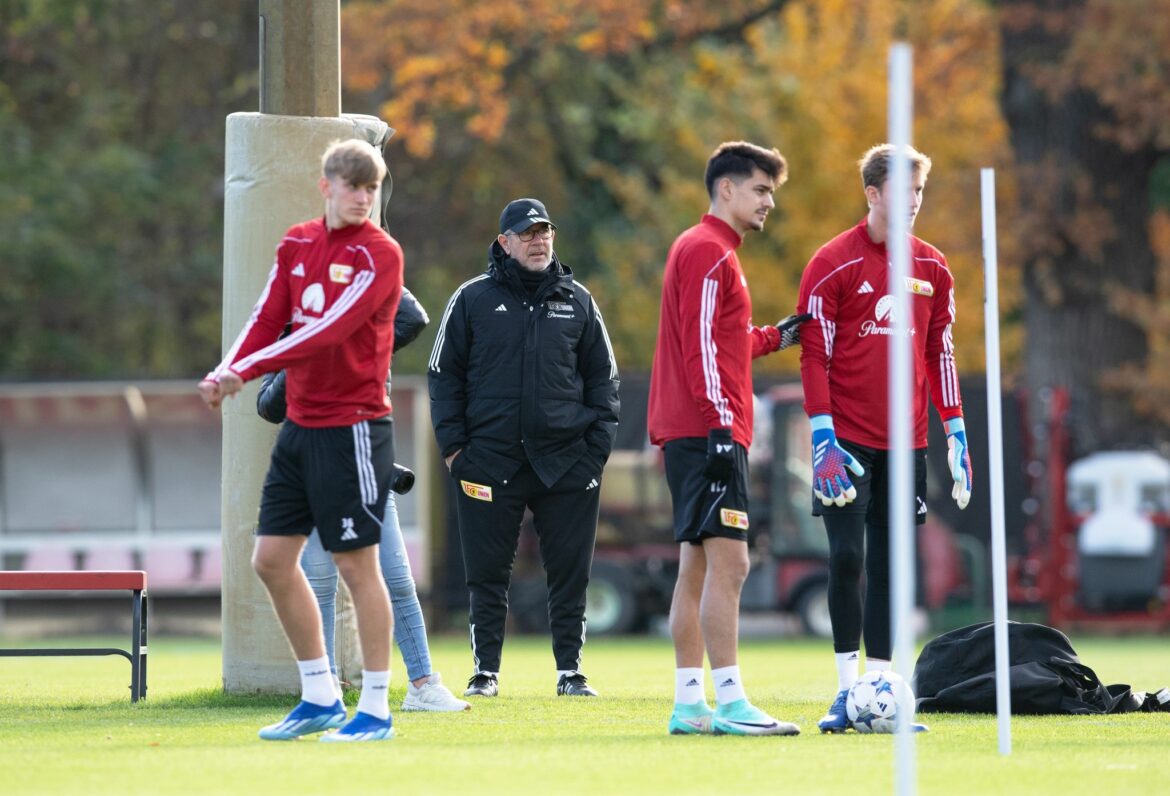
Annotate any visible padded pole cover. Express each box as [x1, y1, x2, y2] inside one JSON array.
[[220, 112, 389, 693]]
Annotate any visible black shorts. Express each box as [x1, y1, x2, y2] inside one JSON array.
[[812, 438, 928, 526], [663, 437, 751, 545], [258, 418, 394, 552]]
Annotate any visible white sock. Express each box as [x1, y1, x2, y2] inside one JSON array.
[[297, 656, 337, 707], [674, 667, 706, 705], [711, 665, 746, 706], [866, 657, 891, 672], [835, 650, 860, 691], [557, 669, 578, 680], [357, 670, 391, 720]]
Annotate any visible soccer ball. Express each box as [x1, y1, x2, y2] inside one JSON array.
[[845, 670, 915, 733]]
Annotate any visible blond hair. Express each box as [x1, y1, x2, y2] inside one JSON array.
[[858, 144, 932, 190], [321, 139, 387, 184]]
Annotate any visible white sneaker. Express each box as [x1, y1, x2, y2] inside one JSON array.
[[401, 672, 472, 712]]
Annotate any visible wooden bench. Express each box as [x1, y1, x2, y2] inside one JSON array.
[[0, 570, 148, 702]]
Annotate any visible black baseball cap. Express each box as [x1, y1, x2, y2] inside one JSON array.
[[499, 198, 557, 235]]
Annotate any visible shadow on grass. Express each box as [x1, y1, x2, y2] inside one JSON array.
[[146, 688, 301, 710]]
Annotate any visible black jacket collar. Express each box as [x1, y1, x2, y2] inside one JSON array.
[[487, 240, 575, 301]]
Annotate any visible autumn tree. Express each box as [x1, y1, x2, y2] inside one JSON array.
[[1000, 0, 1170, 453], [0, 1, 258, 378], [342, 0, 1012, 376]]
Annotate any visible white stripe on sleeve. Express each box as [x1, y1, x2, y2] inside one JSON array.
[[428, 275, 490, 373], [700, 276, 733, 427]]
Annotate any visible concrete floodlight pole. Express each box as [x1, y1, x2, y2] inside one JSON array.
[[221, 1, 387, 693], [258, 0, 341, 117]]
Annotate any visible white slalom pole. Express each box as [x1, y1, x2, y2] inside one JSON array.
[[888, 42, 916, 796], [981, 168, 1013, 754]]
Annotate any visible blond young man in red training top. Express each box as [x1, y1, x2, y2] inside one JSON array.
[[796, 144, 972, 733], [199, 139, 403, 742]]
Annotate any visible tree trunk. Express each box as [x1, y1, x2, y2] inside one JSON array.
[[1000, 1, 1161, 455]]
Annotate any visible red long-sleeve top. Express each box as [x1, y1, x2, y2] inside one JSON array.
[[648, 215, 782, 449], [797, 218, 962, 449], [207, 217, 403, 427]]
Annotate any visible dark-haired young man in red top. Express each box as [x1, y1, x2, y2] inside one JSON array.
[[797, 143, 972, 733], [199, 138, 403, 742], [648, 141, 805, 737]]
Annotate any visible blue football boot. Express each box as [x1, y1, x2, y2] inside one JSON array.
[[319, 711, 394, 742], [258, 699, 347, 740], [818, 690, 852, 733]]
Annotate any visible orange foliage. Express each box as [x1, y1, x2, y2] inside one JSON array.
[[1006, 0, 1170, 151], [617, 0, 1015, 374], [343, 0, 1015, 375], [341, 0, 782, 157]]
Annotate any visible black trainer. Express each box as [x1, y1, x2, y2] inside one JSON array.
[[464, 672, 499, 697], [557, 672, 599, 697]]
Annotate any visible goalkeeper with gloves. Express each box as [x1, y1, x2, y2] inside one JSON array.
[[648, 141, 807, 738], [797, 143, 972, 735]]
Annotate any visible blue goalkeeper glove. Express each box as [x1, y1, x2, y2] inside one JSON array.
[[810, 415, 865, 506], [945, 417, 972, 509]]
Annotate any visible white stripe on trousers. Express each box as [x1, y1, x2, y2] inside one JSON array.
[[351, 421, 377, 505]]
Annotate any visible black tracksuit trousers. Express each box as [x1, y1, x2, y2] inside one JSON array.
[[452, 453, 601, 674]]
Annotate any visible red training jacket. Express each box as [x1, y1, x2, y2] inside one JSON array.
[[648, 215, 781, 449], [207, 217, 403, 427], [797, 218, 962, 449]]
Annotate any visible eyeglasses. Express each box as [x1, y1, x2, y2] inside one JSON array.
[[510, 224, 554, 242]]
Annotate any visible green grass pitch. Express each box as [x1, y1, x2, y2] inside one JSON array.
[[1, 633, 1168, 795]]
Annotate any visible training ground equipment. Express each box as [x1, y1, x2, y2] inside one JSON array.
[[846, 670, 918, 734], [914, 621, 1170, 715], [0, 570, 148, 701]]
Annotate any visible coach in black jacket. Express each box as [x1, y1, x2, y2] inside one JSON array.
[[428, 198, 620, 699]]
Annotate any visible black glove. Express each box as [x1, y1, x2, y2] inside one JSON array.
[[776, 312, 813, 350], [256, 370, 287, 424], [702, 428, 735, 484]]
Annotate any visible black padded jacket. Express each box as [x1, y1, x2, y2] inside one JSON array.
[[427, 242, 620, 488]]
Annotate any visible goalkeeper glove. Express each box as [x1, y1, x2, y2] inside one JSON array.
[[945, 417, 972, 509], [702, 428, 735, 484], [777, 313, 813, 351], [810, 414, 865, 506]]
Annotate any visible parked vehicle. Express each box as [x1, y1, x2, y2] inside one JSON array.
[[509, 383, 971, 636]]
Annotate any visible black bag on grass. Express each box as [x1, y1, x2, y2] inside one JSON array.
[[912, 621, 1170, 715]]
